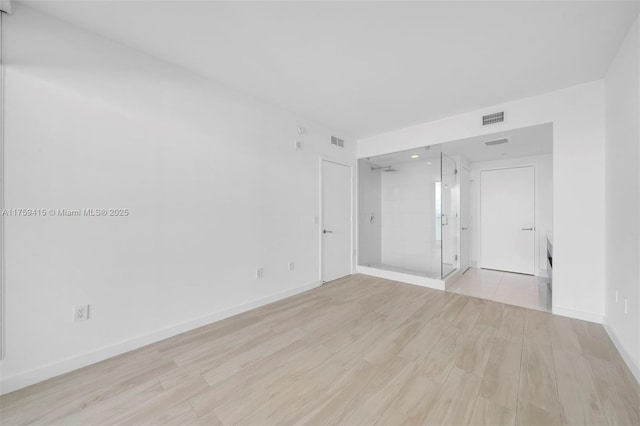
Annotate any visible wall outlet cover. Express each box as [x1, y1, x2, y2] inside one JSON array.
[[73, 305, 90, 322]]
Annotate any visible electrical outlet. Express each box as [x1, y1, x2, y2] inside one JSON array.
[[295, 140, 303, 150], [313, 216, 319, 225], [624, 299, 628, 314], [73, 304, 90, 322], [288, 261, 295, 271], [256, 268, 264, 278]]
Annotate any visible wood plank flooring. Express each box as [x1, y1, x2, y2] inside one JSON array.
[[1, 274, 638, 425]]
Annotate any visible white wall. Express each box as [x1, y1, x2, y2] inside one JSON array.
[[358, 81, 606, 324], [0, 5, 354, 393], [604, 17, 640, 382], [469, 154, 553, 277]]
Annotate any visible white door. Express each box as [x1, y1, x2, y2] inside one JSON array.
[[321, 160, 352, 282], [460, 167, 471, 273], [480, 166, 535, 275]]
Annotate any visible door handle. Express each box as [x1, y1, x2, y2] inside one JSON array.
[[462, 227, 468, 230], [521, 227, 534, 231], [323, 230, 333, 234]]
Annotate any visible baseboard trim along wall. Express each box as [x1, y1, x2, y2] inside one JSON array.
[[552, 306, 603, 324], [0, 280, 322, 395], [603, 318, 640, 385]]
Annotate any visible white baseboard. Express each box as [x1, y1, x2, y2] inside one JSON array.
[[603, 318, 640, 385], [552, 306, 603, 324], [0, 281, 321, 395]]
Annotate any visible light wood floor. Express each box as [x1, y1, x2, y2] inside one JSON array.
[[1, 274, 639, 425]]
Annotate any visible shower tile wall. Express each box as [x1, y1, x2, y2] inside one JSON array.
[[358, 162, 382, 267]]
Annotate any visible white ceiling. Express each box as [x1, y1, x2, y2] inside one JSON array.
[[366, 146, 442, 167], [363, 122, 552, 165], [441, 122, 553, 163], [21, 1, 640, 139]]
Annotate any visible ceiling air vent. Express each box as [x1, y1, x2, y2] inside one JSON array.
[[485, 138, 509, 146], [482, 111, 504, 126], [331, 136, 345, 148]]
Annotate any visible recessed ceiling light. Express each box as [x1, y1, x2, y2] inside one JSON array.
[[411, 154, 420, 159], [426, 162, 432, 165]]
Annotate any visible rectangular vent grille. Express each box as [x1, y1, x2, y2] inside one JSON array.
[[485, 138, 509, 146], [331, 136, 345, 147], [482, 111, 504, 126]]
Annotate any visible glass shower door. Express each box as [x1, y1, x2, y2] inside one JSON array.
[[441, 153, 458, 278]]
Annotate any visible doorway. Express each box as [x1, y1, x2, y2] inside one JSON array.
[[321, 160, 352, 283], [480, 166, 535, 275]]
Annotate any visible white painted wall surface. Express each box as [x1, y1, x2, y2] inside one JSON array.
[[0, 5, 354, 393], [604, 17, 640, 382], [469, 155, 553, 277], [358, 81, 606, 323]]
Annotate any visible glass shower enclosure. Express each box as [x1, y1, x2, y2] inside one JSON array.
[[358, 146, 458, 279]]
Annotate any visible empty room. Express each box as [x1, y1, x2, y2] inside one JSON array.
[[0, 1, 639, 425]]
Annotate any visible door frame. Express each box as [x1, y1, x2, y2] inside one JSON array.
[[319, 158, 354, 283], [479, 164, 538, 275]]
